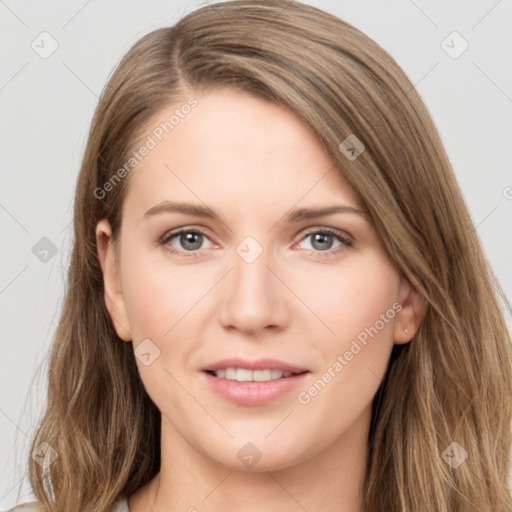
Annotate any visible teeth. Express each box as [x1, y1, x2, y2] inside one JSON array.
[[236, 368, 253, 381], [212, 367, 294, 382]]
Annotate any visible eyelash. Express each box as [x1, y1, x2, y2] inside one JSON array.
[[159, 226, 353, 259]]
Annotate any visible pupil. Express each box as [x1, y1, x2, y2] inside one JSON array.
[[312, 233, 332, 250], [182, 232, 202, 250]]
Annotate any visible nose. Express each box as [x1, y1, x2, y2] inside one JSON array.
[[217, 242, 289, 335]]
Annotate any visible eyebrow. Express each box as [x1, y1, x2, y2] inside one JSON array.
[[143, 201, 368, 223]]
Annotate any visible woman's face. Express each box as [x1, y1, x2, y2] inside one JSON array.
[[97, 88, 419, 472]]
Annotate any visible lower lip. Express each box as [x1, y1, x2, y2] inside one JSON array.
[[202, 371, 310, 406]]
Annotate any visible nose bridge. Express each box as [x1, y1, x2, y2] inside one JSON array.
[[234, 238, 272, 296], [217, 234, 287, 332]]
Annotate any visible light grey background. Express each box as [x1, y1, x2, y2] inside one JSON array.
[[1, 0, 511, 508]]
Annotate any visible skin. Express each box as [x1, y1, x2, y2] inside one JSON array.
[[96, 88, 426, 512]]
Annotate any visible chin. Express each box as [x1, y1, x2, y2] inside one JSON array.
[[198, 435, 313, 473]]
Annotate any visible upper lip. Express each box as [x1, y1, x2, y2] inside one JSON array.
[[201, 358, 309, 374]]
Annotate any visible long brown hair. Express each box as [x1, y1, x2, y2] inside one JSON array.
[[26, 1, 512, 510]]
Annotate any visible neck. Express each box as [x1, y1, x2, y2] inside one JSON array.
[[132, 406, 370, 512]]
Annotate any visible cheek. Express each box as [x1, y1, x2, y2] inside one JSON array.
[[120, 244, 210, 342], [294, 253, 400, 345], [295, 253, 400, 397], [119, 247, 203, 413]]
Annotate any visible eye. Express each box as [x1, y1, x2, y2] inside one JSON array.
[[160, 227, 213, 257], [296, 227, 352, 256], [160, 226, 353, 258]]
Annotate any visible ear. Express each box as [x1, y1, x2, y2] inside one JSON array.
[[95, 219, 132, 341], [393, 276, 428, 344]]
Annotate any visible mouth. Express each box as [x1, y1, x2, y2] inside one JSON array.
[[201, 358, 311, 406], [204, 368, 307, 382]]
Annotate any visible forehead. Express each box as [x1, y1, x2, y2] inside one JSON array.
[[122, 88, 363, 219]]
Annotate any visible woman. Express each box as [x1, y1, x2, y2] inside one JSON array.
[[11, 0, 512, 511]]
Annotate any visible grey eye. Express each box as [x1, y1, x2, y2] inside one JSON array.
[[174, 231, 205, 251]]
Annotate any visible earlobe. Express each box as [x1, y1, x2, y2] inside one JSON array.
[[95, 219, 132, 342], [393, 277, 428, 345]]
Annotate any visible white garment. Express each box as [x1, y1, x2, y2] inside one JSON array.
[[111, 496, 130, 512], [4, 495, 129, 512]]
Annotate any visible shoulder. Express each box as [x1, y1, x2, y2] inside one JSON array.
[[4, 496, 128, 512], [4, 502, 43, 512]]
